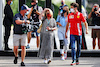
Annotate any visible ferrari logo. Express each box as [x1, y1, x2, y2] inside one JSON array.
[[77, 16, 80, 18]]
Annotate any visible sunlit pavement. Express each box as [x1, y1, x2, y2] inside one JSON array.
[[0, 57, 100, 67]]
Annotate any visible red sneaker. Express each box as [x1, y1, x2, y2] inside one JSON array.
[[70, 61, 76, 66], [64, 53, 67, 60], [76, 62, 79, 65]]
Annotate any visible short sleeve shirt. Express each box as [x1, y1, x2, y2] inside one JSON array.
[[56, 15, 68, 27], [68, 12, 86, 36], [13, 13, 24, 34]]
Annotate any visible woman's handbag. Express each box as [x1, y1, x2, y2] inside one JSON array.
[[37, 24, 42, 33]]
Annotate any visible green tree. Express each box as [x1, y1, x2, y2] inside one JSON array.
[[10, 0, 73, 19], [11, 0, 18, 16]]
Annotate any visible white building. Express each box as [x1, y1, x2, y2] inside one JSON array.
[[0, 0, 5, 50]]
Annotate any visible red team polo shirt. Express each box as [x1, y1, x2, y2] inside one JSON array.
[[68, 12, 86, 36]]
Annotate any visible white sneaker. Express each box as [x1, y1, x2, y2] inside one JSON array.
[[37, 48, 39, 50], [44, 60, 47, 64], [61, 56, 65, 60], [64, 53, 67, 60]]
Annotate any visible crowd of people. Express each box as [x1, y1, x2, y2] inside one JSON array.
[[3, 0, 100, 66]]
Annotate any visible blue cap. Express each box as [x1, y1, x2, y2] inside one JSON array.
[[21, 4, 29, 10]]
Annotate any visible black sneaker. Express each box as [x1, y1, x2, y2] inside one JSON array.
[[14, 57, 18, 64], [21, 62, 25, 66], [5, 48, 12, 50], [47, 60, 51, 64]]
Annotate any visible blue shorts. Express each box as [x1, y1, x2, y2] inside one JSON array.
[[33, 29, 40, 36]]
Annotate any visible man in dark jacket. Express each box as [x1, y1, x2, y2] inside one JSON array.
[[3, 0, 13, 50]]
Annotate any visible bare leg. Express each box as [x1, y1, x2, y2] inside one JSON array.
[[45, 58, 47, 60], [21, 46, 26, 62], [36, 36, 40, 48], [14, 46, 18, 57], [98, 38, 100, 49], [27, 31, 32, 44], [13, 46, 19, 64], [93, 38, 96, 49], [61, 54, 64, 56]]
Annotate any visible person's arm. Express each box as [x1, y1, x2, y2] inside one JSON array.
[[15, 20, 25, 25], [84, 22, 88, 34], [4, 5, 6, 15], [5, 5, 13, 22], [51, 19, 57, 31], [46, 19, 57, 31], [94, 11, 100, 17], [88, 12, 92, 19], [15, 20, 30, 25], [35, 10, 41, 15], [15, 15, 30, 25], [39, 8, 49, 20], [51, 27, 57, 31], [35, 7, 43, 15], [56, 15, 62, 26], [28, 6, 43, 19], [65, 22, 70, 38], [46, 27, 57, 31], [27, 7, 33, 19], [56, 22, 62, 26], [88, 7, 94, 19]]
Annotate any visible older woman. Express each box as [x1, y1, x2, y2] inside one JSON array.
[[56, 5, 69, 60], [39, 8, 57, 64]]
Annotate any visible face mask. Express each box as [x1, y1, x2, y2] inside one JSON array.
[[61, 2, 64, 5], [10, 1, 13, 5], [63, 10, 67, 13], [47, 13, 51, 18], [25, 11, 29, 15], [70, 8, 75, 13]]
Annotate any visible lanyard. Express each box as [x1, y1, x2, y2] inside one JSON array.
[[64, 16, 67, 22], [47, 19, 51, 26]]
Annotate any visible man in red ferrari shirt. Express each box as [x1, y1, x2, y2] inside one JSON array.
[[65, 3, 88, 65]]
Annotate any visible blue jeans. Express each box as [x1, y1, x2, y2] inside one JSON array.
[[70, 35, 82, 61]]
